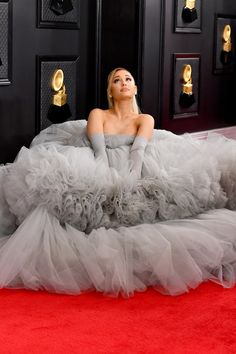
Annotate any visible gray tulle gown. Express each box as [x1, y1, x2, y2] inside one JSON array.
[[0, 119, 236, 296]]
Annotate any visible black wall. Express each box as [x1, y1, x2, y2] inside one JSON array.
[[0, 0, 93, 163], [96, 0, 236, 133], [0, 0, 236, 163], [95, 0, 142, 109], [158, 0, 236, 133]]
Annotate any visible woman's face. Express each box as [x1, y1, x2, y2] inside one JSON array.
[[109, 69, 137, 102]]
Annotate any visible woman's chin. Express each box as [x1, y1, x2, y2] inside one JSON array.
[[117, 92, 133, 100]]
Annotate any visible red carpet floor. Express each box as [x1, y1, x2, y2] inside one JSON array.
[[0, 282, 235, 354]]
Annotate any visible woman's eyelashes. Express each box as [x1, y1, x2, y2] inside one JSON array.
[[113, 77, 132, 84]]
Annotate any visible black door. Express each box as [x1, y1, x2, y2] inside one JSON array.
[[0, 0, 94, 163]]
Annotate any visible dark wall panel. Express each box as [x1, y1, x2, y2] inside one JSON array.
[[147, 0, 236, 133], [141, 0, 162, 124], [96, 0, 236, 132], [1, 0, 236, 163], [96, 0, 141, 109], [0, 0, 94, 163]]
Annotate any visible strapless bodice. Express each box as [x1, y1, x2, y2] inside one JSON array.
[[104, 134, 135, 149]]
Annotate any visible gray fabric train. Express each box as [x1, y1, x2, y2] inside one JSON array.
[[0, 120, 235, 296]]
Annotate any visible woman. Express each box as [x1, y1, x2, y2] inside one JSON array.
[[0, 68, 236, 297], [86, 67, 154, 176]]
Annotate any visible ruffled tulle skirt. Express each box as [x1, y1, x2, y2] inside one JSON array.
[[0, 207, 236, 296], [0, 120, 236, 296]]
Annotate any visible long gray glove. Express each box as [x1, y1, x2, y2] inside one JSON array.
[[89, 133, 109, 166], [130, 136, 148, 177]]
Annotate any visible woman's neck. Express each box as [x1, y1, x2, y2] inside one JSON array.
[[112, 100, 134, 119]]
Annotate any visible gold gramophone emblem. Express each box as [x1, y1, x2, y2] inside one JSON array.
[[182, 64, 193, 95], [182, 0, 197, 23], [179, 64, 195, 108], [185, 0, 196, 10], [51, 69, 68, 107], [47, 68, 72, 123], [222, 25, 232, 53]]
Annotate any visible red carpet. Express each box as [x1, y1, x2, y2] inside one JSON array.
[[0, 282, 235, 353]]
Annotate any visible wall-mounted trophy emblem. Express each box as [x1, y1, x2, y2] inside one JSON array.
[[50, 0, 73, 16], [220, 24, 233, 65], [179, 64, 195, 108], [182, 0, 198, 23], [47, 69, 72, 123]]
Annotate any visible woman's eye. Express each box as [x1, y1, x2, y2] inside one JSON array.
[[113, 79, 120, 83], [126, 77, 132, 81]]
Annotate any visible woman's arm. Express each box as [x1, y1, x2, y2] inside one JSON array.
[[86, 108, 104, 136], [136, 114, 155, 139], [86, 109, 109, 165], [130, 114, 154, 177]]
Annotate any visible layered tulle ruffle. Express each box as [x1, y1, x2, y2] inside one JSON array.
[[0, 207, 235, 296], [0, 120, 236, 296]]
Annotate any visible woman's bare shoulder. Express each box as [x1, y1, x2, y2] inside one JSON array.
[[88, 108, 106, 117], [138, 114, 155, 126], [87, 108, 112, 134], [88, 108, 111, 120], [135, 114, 154, 139]]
